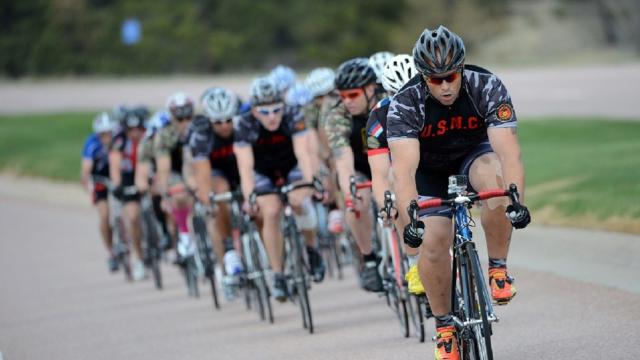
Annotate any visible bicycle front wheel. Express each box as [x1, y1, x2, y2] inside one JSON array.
[[462, 242, 494, 360], [290, 228, 313, 334]]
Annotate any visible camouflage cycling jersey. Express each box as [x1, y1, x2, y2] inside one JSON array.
[[317, 92, 340, 131], [137, 133, 155, 167], [153, 122, 190, 175], [387, 68, 516, 171], [324, 94, 383, 178]]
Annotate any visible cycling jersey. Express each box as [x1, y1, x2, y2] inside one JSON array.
[[365, 97, 391, 157], [234, 106, 307, 182], [111, 132, 139, 188], [325, 96, 383, 179], [153, 122, 190, 175], [387, 68, 516, 172], [190, 117, 240, 188], [82, 133, 110, 178]]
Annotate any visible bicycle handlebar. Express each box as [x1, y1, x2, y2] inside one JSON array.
[[348, 175, 372, 199], [249, 178, 324, 205]]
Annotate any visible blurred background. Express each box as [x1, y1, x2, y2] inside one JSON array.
[[1, 0, 639, 77]]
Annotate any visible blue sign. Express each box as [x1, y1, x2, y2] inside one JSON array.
[[121, 18, 141, 45]]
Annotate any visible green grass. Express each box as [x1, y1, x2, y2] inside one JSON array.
[[520, 118, 640, 221], [1, 113, 639, 228], [0, 112, 95, 181]]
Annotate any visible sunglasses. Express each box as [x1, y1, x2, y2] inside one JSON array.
[[339, 88, 364, 101], [425, 69, 462, 85], [256, 104, 283, 116], [212, 118, 233, 125]]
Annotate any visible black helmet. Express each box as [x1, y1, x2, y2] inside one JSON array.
[[123, 110, 145, 129], [413, 26, 465, 75], [334, 58, 377, 90]]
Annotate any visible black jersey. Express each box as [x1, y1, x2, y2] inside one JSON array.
[[234, 106, 307, 180], [387, 68, 516, 171], [190, 117, 240, 187], [111, 132, 139, 185]]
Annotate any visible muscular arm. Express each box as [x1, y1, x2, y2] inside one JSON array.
[[192, 159, 212, 205], [234, 144, 255, 200], [81, 159, 93, 192], [368, 153, 391, 207], [334, 146, 356, 200], [155, 154, 171, 195], [293, 133, 314, 182], [488, 127, 525, 202], [306, 129, 321, 175], [389, 139, 420, 228], [109, 151, 122, 187]]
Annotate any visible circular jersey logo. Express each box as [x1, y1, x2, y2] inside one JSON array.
[[497, 103, 513, 122]]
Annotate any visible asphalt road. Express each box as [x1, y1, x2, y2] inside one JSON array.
[[1, 180, 639, 360], [1, 64, 639, 119]]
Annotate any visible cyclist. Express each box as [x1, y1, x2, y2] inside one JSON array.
[[234, 76, 325, 301], [304, 68, 343, 233], [135, 111, 172, 250], [387, 26, 531, 359], [325, 58, 384, 292], [81, 112, 116, 272], [365, 54, 424, 295], [191, 87, 245, 299], [154, 92, 196, 261], [109, 109, 147, 280]]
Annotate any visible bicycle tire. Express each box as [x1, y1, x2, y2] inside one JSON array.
[[184, 256, 199, 298], [290, 227, 313, 334], [114, 219, 132, 282], [142, 209, 163, 290], [249, 229, 273, 323], [407, 294, 426, 342], [459, 242, 493, 360], [331, 235, 344, 280], [386, 228, 409, 338], [193, 214, 220, 309]]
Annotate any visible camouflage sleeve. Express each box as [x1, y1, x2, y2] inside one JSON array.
[[386, 83, 423, 141], [233, 114, 254, 146], [467, 72, 517, 128], [324, 102, 351, 151], [318, 94, 339, 131], [303, 103, 319, 130], [287, 106, 308, 136], [189, 126, 213, 161], [153, 125, 177, 157], [137, 136, 154, 164]]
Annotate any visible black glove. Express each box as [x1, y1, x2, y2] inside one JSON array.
[[403, 221, 425, 248], [112, 185, 124, 201], [506, 203, 531, 229]]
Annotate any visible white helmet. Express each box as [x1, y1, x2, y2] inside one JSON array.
[[285, 83, 313, 107], [250, 76, 282, 106], [201, 87, 239, 121], [92, 112, 114, 133], [304, 67, 335, 98], [381, 54, 417, 94], [270, 65, 297, 92], [369, 51, 395, 83], [166, 92, 194, 119]]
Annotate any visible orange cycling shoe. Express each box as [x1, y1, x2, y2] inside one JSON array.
[[489, 267, 517, 305], [434, 325, 460, 360]]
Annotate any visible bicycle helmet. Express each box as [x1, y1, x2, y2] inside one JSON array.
[[413, 25, 465, 75], [250, 76, 282, 106], [285, 83, 313, 107], [381, 54, 417, 94], [270, 65, 297, 92], [111, 104, 129, 124], [201, 87, 239, 121], [304, 67, 336, 98], [146, 111, 169, 133], [335, 58, 377, 90], [92, 112, 114, 133], [166, 92, 195, 119], [369, 51, 395, 83], [123, 110, 145, 129]]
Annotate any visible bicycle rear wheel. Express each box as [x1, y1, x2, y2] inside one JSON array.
[[142, 209, 163, 289], [184, 256, 199, 298], [461, 242, 493, 360]]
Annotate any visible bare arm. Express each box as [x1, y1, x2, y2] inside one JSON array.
[[192, 159, 212, 205], [135, 162, 150, 193], [333, 146, 356, 200], [488, 127, 525, 202], [293, 133, 314, 182], [182, 146, 197, 191], [81, 159, 93, 192], [306, 129, 321, 175], [156, 154, 171, 196], [368, 153, 392, 207], [109, 151, 122, 187], [234, 144, 255, 200], [389, 139, 420, 228]]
